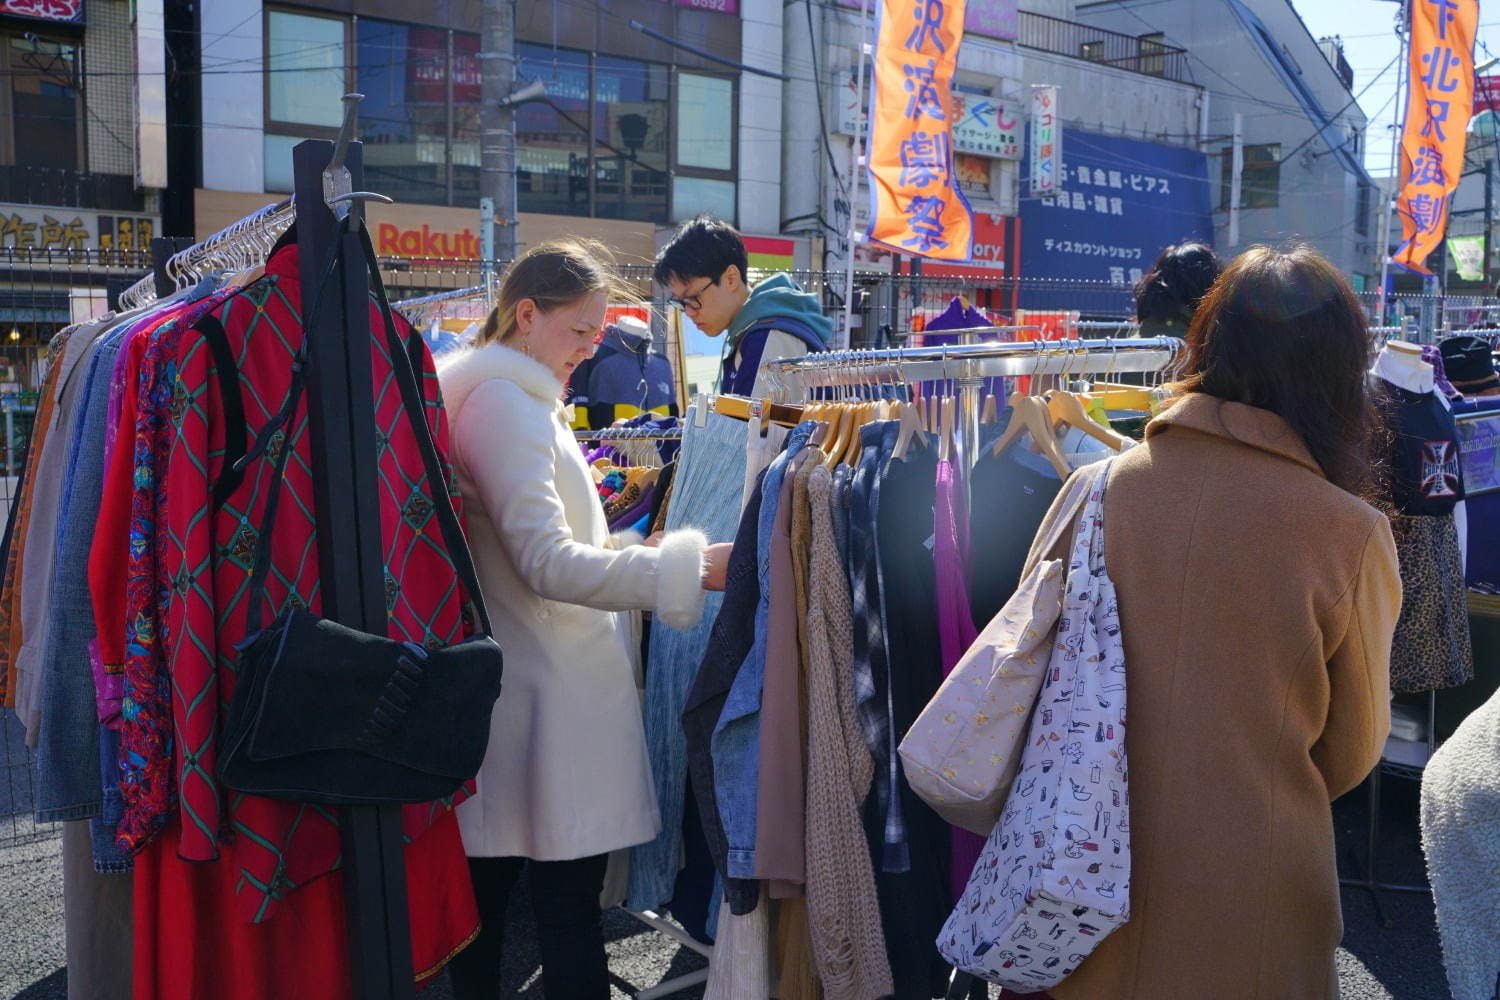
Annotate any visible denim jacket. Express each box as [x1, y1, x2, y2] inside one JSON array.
[[683, 470, 767, 916], [34, 328, 125, 824], [37, 327, 135, 871]]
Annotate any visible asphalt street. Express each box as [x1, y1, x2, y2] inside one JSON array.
[[0, 705, 1458, 999]]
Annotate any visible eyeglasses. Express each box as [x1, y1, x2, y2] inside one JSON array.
[[668, 273, 721, 312]]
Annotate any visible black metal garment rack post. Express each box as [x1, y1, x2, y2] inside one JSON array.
[[290, 123, 417, 998]]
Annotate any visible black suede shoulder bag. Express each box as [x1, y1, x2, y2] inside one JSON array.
[[217, 222, 503, 805]]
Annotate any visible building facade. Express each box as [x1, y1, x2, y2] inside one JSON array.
[[175, 0, 802, 268], [0, 0, 166, 337], [794, 0, 1209, 330], [1076, 0, 1377, 283]]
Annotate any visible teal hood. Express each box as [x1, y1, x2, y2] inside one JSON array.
[[727, 273, 833, 350]]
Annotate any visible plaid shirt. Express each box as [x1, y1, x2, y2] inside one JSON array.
[[847, 420, 908, 872]]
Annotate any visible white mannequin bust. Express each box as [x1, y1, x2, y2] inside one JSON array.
[[1373, 340, 1435, 395]]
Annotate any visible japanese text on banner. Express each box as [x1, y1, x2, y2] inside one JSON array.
[[1394, 0, 1478, 276], [1030, 86, 1060, 198], [864, 0, 974, 260]]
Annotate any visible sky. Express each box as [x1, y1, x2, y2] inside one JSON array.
[[1291, 0, 1500, 176]]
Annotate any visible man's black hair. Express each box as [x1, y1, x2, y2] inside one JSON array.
[[653, 215, 749, 287]]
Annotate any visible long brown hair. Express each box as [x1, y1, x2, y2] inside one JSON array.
[[478, 238, 639, 347], [1173, 244, 1381, 500]]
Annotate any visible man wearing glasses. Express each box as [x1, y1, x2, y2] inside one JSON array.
[[654, 216, 832, 396]]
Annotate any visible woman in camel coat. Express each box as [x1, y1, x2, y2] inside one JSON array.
[[1020, 246, 1401, 1000]]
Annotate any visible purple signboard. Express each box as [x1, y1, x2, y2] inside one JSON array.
[[835, 0, 1016, 41]]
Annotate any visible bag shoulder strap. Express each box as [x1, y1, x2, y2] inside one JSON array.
[[359, 228, 493, 638], [194, 313, 251, 508], [242, 220, 493, 638]]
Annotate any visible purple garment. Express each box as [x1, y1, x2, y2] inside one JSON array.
[[1422, 343, 1460, 400], [932, 455, 987, 901], [922, 297, 990, 345], [607, 485, 656, 533]]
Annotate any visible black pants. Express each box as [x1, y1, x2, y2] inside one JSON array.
[[448, 853, 609, 999]]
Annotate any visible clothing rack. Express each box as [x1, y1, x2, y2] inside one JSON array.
[[118, 94, 416, 999], [391, 283, 492, 325], [764, 336, 1183, 473], [573, 426, 683, 441], [117, 197, 297, 310]]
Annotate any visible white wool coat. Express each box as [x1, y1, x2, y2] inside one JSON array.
[[438, 341, 708, 860]]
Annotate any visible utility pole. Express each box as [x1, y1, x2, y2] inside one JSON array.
[[480, 0, 518, 272], [1228, 112, 1243, 249], [1376, 2, 1409, 327]]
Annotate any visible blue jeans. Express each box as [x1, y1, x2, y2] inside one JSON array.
[[627, 404, 749, 911], [711, 421, 816, 879]]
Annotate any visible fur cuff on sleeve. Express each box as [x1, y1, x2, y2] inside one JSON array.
[[654, 528, 710, 630], [605, 529, 645, 551]]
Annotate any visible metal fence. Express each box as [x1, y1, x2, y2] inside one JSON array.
[[1017, 10, 1193, 84], [1356, 291, 1500, 342]]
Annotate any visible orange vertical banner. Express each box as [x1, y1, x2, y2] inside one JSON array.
[[865, 0, 974, 260], [1393, 0, 1479, 276]]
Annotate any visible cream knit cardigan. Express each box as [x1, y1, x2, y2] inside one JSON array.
[[804, 464, 893, 998]]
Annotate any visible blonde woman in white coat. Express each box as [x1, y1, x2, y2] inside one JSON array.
[[438, 240, 731, 999]]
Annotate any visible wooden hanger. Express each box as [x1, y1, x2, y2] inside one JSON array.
[[712, 394, 806, 427], [891, 398, 928, 461], [981, 391, 999, 425], [1045, 389, 1132, 451], [938, 394, 957, 463], [842, 400, 875, 468], [990, 394, 1071, 476], [823, 401, 851, 469], [1087, 384, 1153, 412]]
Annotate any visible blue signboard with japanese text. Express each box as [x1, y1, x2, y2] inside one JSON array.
[[1019, 129, 1213, 311]]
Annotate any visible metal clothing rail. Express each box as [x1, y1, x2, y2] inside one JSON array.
[[391, 283, 490, 313], [117, 198, 297, 309], [765, 336, 1184, 471], [573, 426, 683, 441]]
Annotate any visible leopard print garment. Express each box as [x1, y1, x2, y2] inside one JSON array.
[[1390, 513, 1474, 693]]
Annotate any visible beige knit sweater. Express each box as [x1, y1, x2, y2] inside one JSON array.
[[803, 465, 893, 999]]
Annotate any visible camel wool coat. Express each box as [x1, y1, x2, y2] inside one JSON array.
[[437, 341, 709, 861], [1023, 393, 1400, 1000]]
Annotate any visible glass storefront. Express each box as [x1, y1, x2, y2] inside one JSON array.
[[357, 22, 451, 206], [593, 55, 669, 222], [262, 13, 735, 221]]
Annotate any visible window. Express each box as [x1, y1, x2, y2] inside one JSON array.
[[264, 9, 348, 191], [255, 20, 736, 221], [672, 177, 736, 223], [1356, 180, 1373, 237], [356, 21, 451, 206], [1220, 143, 1281, 210], [673, 72, 736, 224], [515, 43, 592, 218], [677, 74, 732, 170], [594, 55, 669, 222], [266, 11, 347, 129], [2, 33, 83, 170], [1080, 40, 1105, 63], [451, 33, 481, 206], [1138, 33, 1166, 77]]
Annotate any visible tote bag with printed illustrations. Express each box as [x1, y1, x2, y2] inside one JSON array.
[[937, 459, 1130, 990]]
